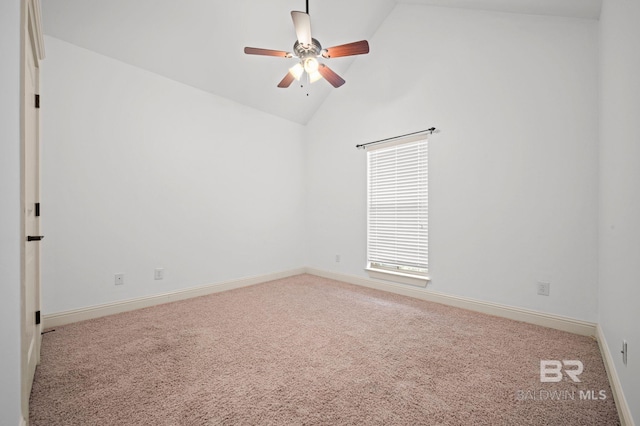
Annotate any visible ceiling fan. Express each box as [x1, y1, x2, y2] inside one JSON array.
[[243, 0, 370, 89]]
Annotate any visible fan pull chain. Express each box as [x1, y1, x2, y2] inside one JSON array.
[[306, 72, 310, 96]]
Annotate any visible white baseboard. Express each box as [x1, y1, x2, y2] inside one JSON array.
[[43, 268, 305, 328], [596, 325, 635, 426], [305, 268, 597, 337], [44, 266, 598, 336]]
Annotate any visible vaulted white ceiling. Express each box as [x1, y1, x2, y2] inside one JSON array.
[[41, 0, 601, 125]]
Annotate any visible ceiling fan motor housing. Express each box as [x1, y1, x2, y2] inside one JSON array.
[[294, 38, 322, 59]]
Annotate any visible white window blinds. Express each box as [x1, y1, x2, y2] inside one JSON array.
[[367, 137, 428, 275]]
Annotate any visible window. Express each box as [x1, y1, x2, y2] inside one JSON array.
[[366, 135, 429, 286]]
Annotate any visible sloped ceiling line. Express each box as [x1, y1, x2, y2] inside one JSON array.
[[42, 0, 600, 125]]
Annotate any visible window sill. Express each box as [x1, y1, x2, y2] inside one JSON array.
[[365, 268, 430, 288]]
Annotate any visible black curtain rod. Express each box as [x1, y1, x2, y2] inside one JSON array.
[[355, 128, 437, 150]]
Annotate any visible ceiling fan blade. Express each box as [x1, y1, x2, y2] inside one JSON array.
[[318, 64, 345, 88], [291, 11, 312, 47], [244, 47, 292, 58], [322, 40, 370, 58], [277, 72, 296, 88]]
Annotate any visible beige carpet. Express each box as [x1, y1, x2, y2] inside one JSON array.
[[30, 274, 620, 425]]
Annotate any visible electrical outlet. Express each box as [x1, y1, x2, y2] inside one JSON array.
[[622, 340, 628, 365], [115, 274, 124, 286], [537, 282, 550, 296], [154, 268, 164, 280], [335, 254, 341, 263]]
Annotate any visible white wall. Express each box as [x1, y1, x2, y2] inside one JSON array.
[[598, 0, 640, 422], [306, 5, 600, 321], [41, 37, 306, 314], [0, 1, 24, 424]]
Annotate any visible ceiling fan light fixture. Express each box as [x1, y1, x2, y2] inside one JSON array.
[[309, 70, 323, 83], [303, 57, 319, 74], [289, 63, 304, 81]]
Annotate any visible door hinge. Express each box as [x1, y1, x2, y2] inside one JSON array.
[[35, 94, 40, 109], [35, 202, 40, 217], [35, 310, 41, 325]]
